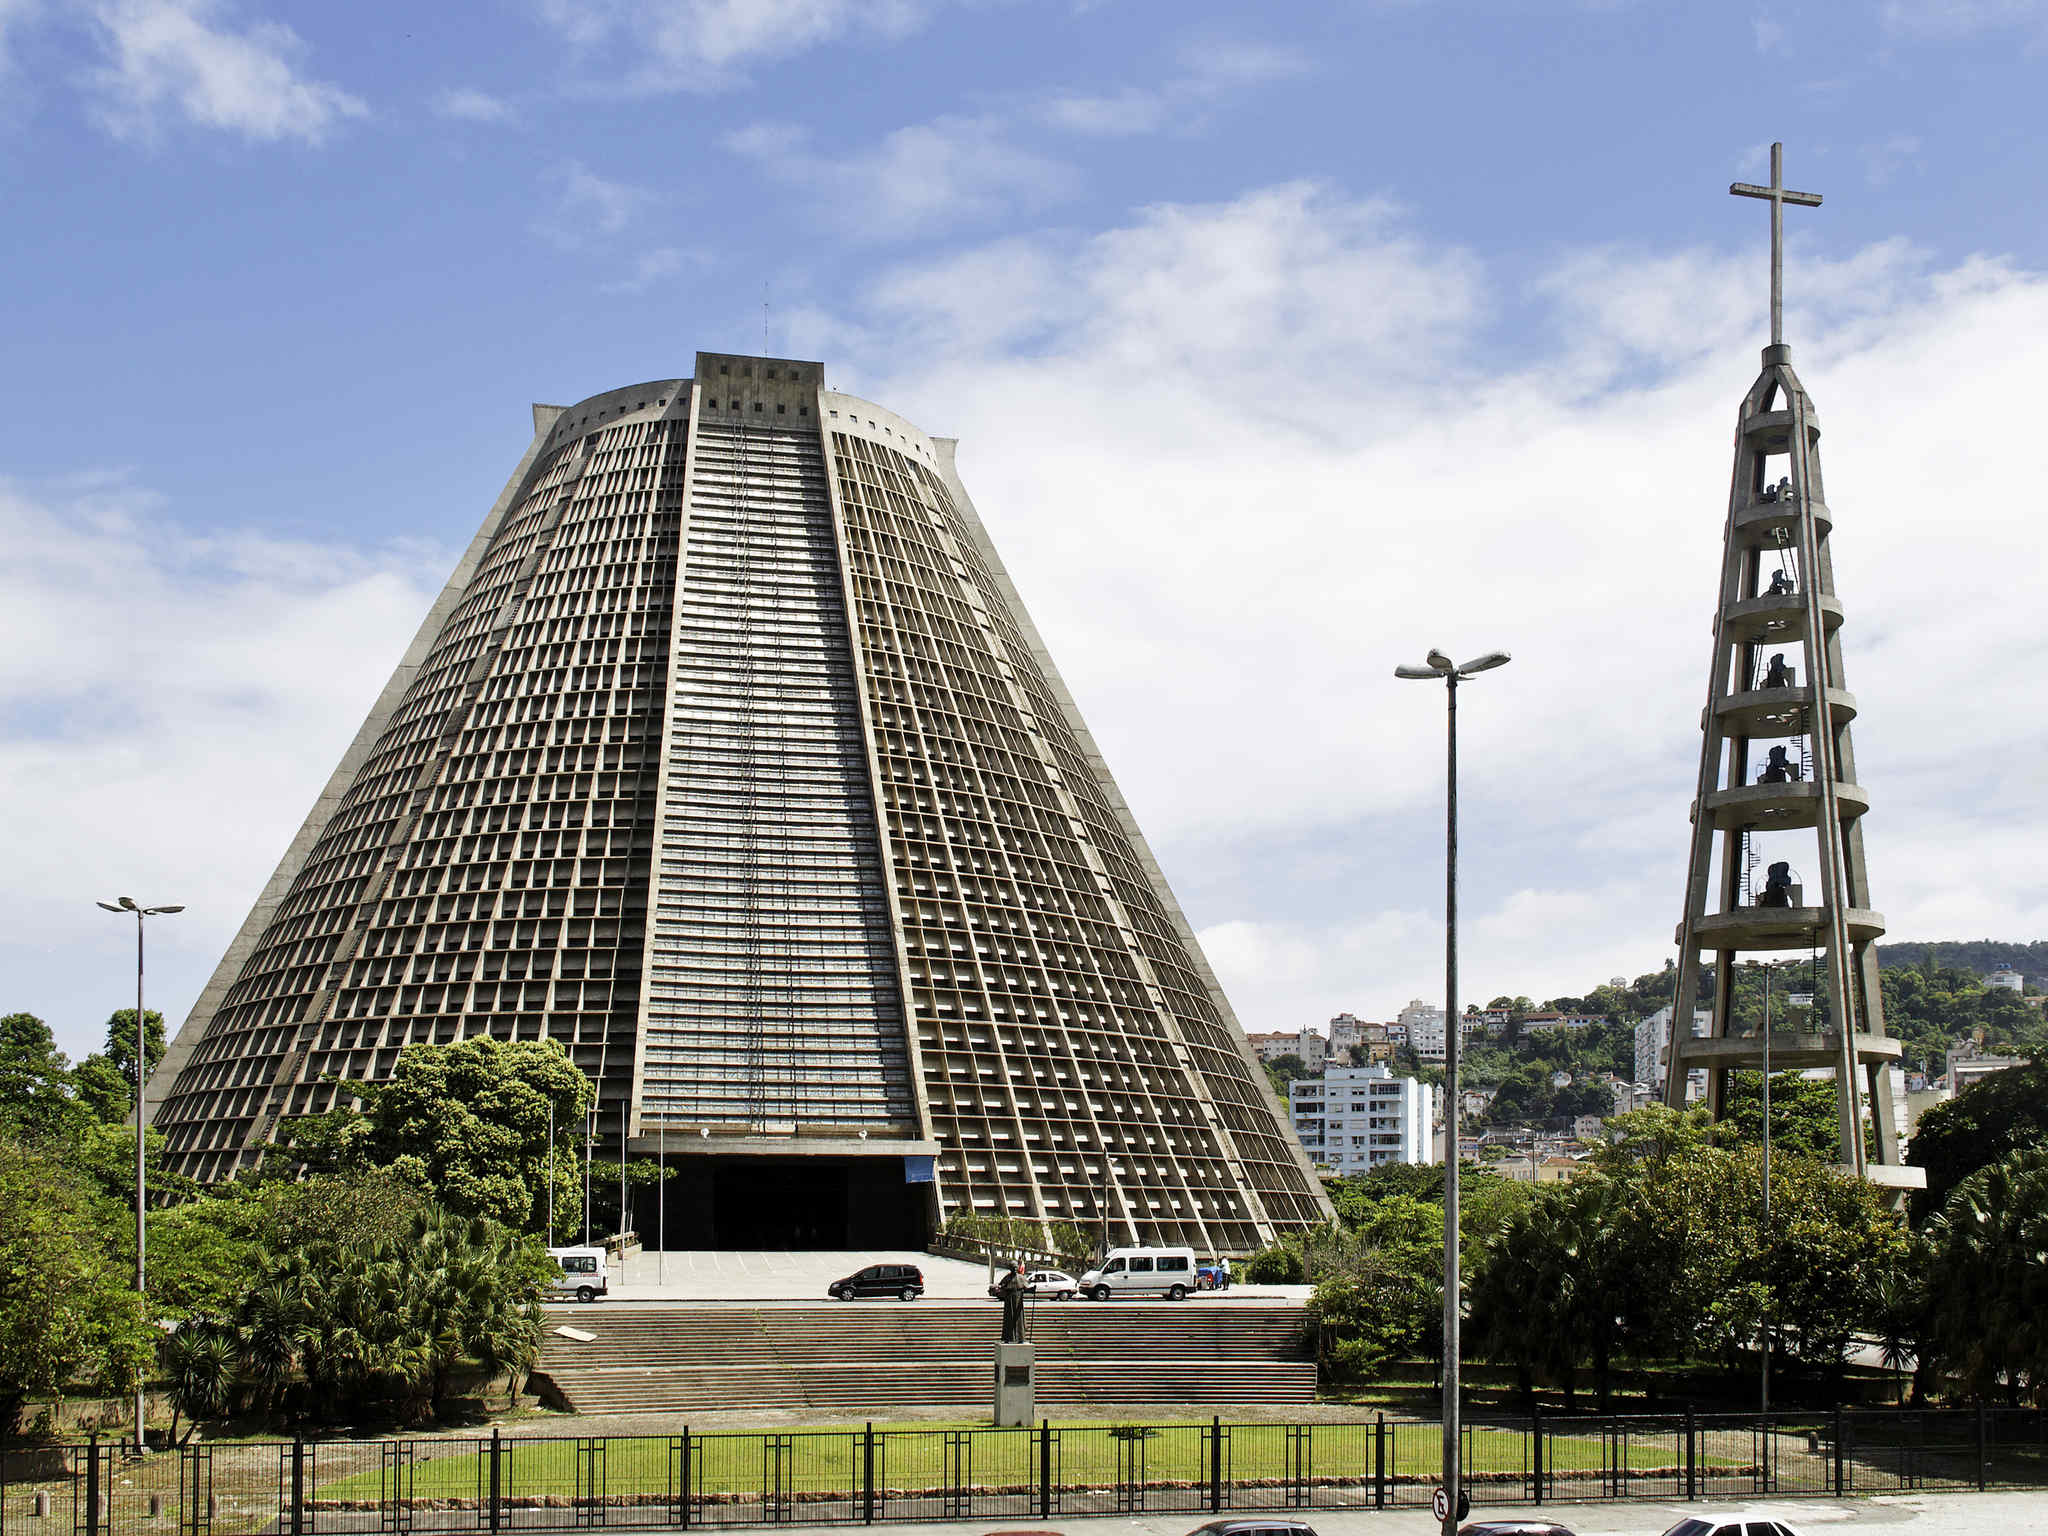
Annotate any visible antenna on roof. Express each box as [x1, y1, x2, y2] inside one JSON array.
[[763, 281, 771, 355]]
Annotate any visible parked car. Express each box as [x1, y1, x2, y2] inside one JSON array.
[[1659, 1518, 1804, 1536], [828, 1263, 925, 1301], [1185, 1519, 1318, 1536], [545, 1246, 609, 1303], [1023, 1268, 1078, 1299], [1080, 1245, 1199, 1300], [1458, 1522, 1578, 1536]]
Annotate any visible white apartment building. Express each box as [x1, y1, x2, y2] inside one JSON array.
[[1245, 1028, 1327, 1068], [1634, 1005, 1712, 1102], [1326, 1014, 1377, 1056], [1398, 999, 1447, 1061], [1988, 968, 2024, 992], [1289, 1065, 1439, 1173], [1946, 1045, 2025, 1093]]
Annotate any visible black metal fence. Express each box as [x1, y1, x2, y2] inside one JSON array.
[[4, 1409, 2043, 1536]]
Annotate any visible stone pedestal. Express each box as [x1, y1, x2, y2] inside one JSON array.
[[993, 1343, 1035, 1427]]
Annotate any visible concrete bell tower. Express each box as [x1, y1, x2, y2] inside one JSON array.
[[1663, 145, 1923, 1196]]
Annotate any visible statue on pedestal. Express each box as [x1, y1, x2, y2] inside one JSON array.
[[996, 1264, 1026, 1344]]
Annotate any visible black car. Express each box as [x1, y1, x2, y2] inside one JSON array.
[[828, 1263, 925, 1301]]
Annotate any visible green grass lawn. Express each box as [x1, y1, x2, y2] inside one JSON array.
[[315, 1422, 1724, 1503]]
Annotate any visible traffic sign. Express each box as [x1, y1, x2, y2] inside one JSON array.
[[1432, 1487, 1449, 1522]]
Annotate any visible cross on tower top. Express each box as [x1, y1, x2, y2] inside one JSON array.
[[1731, 142, 1823, 349]]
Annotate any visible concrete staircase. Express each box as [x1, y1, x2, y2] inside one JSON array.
[[534, 1302, 1313, 1415]]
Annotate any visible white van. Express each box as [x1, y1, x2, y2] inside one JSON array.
[[546, 1246, 609, 1303], [1078, 1246, 1199, 1301]]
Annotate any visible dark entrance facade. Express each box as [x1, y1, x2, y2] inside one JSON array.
[[634, 1155, 930, 1250]]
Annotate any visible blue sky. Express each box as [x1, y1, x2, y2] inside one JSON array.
[[5, 0, 2048, 1061]]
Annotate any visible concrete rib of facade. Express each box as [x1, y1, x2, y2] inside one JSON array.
[[150, 353, 1334, 1253]]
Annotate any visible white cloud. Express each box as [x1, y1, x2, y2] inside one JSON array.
[[601, 246, 698, 294], [17, 179, 2047, 1062], [1752, 13, 1785, 49], [433, 86, 513, 123], [538, 0, 938, 92], [726, 116, 1074, 241], [806, 183, 2048, 1029], [1037, 36, 1310, 138], [0, 474, 445, 1060], [534, 161, 652, 248], [85, 0, 367, 145], [1880, 0, 2045, 35]]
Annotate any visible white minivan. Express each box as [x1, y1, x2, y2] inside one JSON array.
[[1078, 1246, 1199, 1301], [546, 1246, 610, 1303]]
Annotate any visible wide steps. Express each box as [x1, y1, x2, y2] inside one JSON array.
[[540, 1361, 1317, 1414], [537, 1303, 1312, 1414]]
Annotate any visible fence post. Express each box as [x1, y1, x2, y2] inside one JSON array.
[[291, 1438, 305, 1536], [1977, 1402, 1989, 1491], [1684, 1407, 1695, 1502], [1373, 1414, 1385, 1510], [488, 1428, 502, 1534], [680, 1425, 692, 1531], [1209, 1416, 1222, 1514], [1832, 1407, 1845, 1495], [1037, 1420, 1050, 1521], [865, 1422, 877, 1525], [86, 1434, 101, 1536], [1530, 1405, 1543, 1504]]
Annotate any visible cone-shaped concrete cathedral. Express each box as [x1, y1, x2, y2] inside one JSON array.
[[148, 354, 1335, 1250]]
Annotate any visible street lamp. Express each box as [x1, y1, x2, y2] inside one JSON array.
[[1395, 649, 1510, 1536], [96, 896, 184, 1456]]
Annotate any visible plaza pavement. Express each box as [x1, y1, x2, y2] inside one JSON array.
[[559, 1248, 1312, 1305], [765, 1491, 2047, 1536]]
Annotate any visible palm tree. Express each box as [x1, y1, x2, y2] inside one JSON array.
[[1869, 1267, 1919, 1406], [1470, 1188, 1594, 1409], [1921, 1147, 2048, 1405], [162, 1325, 238, 1444]]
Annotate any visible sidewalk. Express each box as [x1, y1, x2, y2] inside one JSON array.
[[766, 1490, 2045, 1536]]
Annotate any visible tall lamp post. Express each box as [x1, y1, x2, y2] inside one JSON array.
[[1395, 649, 1510, 1536], [96, 896, 184, 1456]]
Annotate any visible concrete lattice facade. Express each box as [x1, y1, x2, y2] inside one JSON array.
[[150, 354, 1332, 1253]]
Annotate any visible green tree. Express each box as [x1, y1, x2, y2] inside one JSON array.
[[0, 1138, 152, 1438], [366, 1037, 594, 1233], [1918, 1146, 2048, 1404], [147, 1197, 265, 1321], [73, 1009, 167, 1126], [1470, 1185, 1600, 1407], [1261, 1053, 1315, 1100], [0, 1012, 91, 1145], [1308, 1249, 1438, 1380], [1720, 1071, 1842, 1160], [232, 1207, 550, 1423], [1907, 1057, 2048, 1221], [1753, 1146, 1910, 1374]]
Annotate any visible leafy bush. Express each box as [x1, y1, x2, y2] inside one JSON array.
[[1243, 1245, 1305, 1284]]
